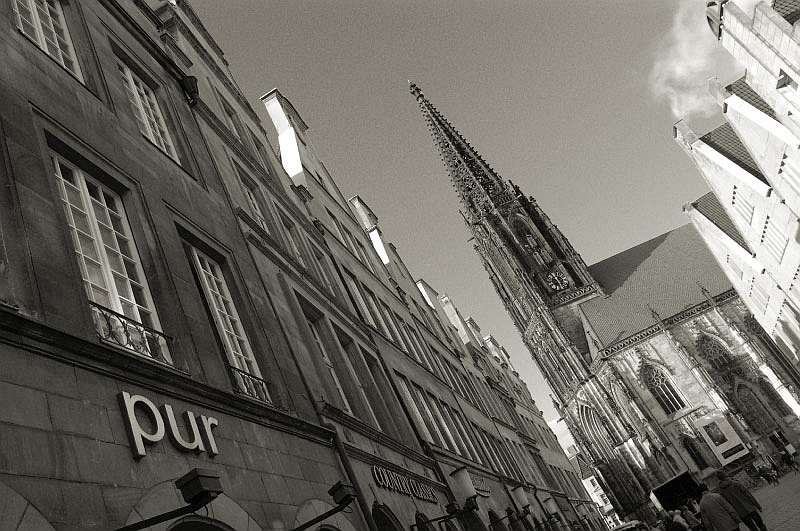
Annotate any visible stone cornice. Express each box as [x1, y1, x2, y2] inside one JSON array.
[[193, 99, 271, 185], [103, 0, 185, 81], [159, 8, 263, 128], [598, 289, 738, 358], [550, 284, 597, 307], [0, 305, 334, 444]]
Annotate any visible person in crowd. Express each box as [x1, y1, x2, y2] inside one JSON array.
[[715, 471, 766, 531], [755, 464, 778, 486], [670, 509, 689, 529], [698, 483, 740, 531], [780, 450, 799, 474], [679, 503, 703, 530]]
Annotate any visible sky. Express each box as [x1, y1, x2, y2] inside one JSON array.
[[189, 0, 755, 446]]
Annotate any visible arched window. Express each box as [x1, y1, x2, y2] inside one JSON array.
[[736, 385, 778, 435], [696, 335, 734, 372], [640, 363, 685, 415], [681, 437, 709, 470]]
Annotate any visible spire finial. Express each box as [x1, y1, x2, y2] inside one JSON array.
[[409, 80, 423, 99]]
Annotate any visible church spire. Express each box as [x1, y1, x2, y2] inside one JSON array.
[[410, 81, 514, 222]]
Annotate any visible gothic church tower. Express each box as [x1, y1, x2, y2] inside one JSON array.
[[410, 82, 600, 402]]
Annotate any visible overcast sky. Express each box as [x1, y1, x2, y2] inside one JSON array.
[[189, 0, 754, 444]]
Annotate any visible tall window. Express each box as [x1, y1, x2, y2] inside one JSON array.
[[697, 335, 735, 372], [731, 185, 754, 226], [396, 374, 433, 443], [52, 153, 169, 362], [13, 0, 82, 79], [217, 91, 242, 141], [236, 166, 270, 233], [190, 247, 269, 402], [640, 362, 685, 415], [278, 212, 307, 267], [761, 216, 789, 263], [342, 270, 375, 327], [311, 246, 336, 295], [306, 316, 352, 414], [117, 62, 177, 160]]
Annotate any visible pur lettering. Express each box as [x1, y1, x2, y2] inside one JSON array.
[[120, 391, 219, 458]]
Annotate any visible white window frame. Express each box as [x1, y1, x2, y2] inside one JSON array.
[[306, 316, 353, 415], [190, 247, 268, 397], [117, 61, 178, 160], [51, 153, 169, 361], [276, 209, 307, 267], [235, 165, 270, 234], [13, 0, 82, 79]]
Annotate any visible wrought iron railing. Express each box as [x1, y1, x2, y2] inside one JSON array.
[[89, 302, 173, 365], [227, 365, 271, 403]]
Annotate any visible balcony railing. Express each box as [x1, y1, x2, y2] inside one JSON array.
[[89, 302, 173, 365], [227, 365, 271, 403]]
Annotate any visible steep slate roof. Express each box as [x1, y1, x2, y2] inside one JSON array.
[[569, 454, 595, 480], [773, 0, 800, 25], [581, 225, 732, 348], [727, 77, 775, 119], [691, 192, 752, 253], [700, 122, 768, 185]]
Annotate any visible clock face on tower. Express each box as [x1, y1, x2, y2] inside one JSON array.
[[546, 270, 569, 291]]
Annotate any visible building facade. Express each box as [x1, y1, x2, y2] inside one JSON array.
[[412, 80, 800, 522], [676, 0, 800, 377], [0, 1, 598, 530]]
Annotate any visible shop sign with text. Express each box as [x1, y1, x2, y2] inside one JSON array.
[[120, 391, 220, 458], [372, 465, 438, 503]]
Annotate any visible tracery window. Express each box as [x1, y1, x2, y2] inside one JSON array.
[[697, 335, 735, 372], [736, 385, 777, 435], [641, 363, 686, 415]]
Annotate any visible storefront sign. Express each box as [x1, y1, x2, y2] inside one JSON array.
[[120, 391, 219, 458], [693, 410, 748, 466], [371, 465, 438, 503]]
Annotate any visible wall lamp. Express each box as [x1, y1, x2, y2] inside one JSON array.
[[291, 482, 356, 531], [411, 495, 480, 531], [116, 468, 223, 531]]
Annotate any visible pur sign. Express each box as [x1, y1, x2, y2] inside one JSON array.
[[120, 391, 220, 458], [371, 465, 438, 503]]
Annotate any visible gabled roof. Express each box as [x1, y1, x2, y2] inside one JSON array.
[[581, 225, 732, 348], [727, 77, 775, 120], [700, 122, 768, 185], [691, 192, 752, 253]]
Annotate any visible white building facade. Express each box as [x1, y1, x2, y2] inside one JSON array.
[[676, 0, 800, 378]]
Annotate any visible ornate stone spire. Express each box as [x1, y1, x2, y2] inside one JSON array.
[[409, 81, 513, 222]]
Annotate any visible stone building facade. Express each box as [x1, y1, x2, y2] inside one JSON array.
[[0, 1, 598, 530], [412, 80, 800, 522]]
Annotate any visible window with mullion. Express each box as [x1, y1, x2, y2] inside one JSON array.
[[13, 0, 82, 79], [190, 248, 266, 385], [306, 316, 353, 414], [117, 62, 177, 160], [51, 154, 168, 358], [235, 165, 271, 234]]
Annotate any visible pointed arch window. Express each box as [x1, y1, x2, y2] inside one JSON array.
[[697, 335, 735, 372], [640, 363, 686, 415]]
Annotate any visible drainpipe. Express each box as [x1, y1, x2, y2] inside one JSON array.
[[263, 277, 378, 531]]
